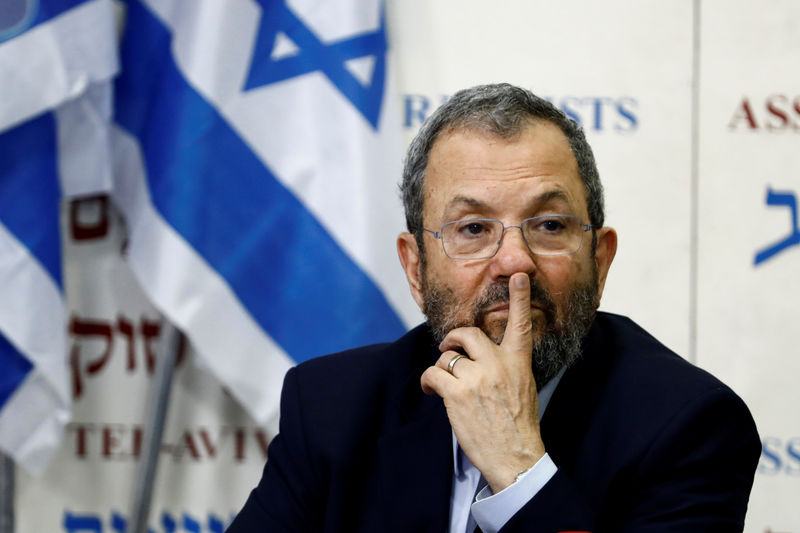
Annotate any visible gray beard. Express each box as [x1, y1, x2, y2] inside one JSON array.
[[421, 271, 598, 387]]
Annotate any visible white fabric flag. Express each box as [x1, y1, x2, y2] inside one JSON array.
[[0, 0, 117, 474], [110, 0, 414, 433]]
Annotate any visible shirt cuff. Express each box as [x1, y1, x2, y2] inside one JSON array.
[[470, 453, 558, 533]]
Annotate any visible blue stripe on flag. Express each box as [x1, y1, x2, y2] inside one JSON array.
[[0, 112, 63, 288], [0, 0, 87, 44], [0, 331, 33, 408], [114, 0, 405, 362]]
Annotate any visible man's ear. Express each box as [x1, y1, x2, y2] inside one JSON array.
[[397, 232, 425, 310], [594, 226, 618, 301]]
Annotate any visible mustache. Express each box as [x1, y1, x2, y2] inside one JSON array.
[[471, 276, 557, 326]]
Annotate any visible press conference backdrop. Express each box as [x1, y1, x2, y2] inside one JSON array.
[[0, 0, 798, 531]]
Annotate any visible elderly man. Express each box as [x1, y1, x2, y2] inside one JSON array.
[[229, 84, 760, 532]]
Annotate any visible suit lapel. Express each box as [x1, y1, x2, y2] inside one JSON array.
[[372, 334, 453, 532], [540, 317, 611, 465]]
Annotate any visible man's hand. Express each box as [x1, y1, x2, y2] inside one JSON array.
[[420, 273, 546, 493]]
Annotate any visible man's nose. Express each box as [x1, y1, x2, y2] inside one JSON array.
[[490, 226, 536, 277]]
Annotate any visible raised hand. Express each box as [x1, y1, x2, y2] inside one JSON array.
[[420, 272, 546, 492]]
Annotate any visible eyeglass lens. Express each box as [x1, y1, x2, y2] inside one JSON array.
[[440, 215, 585, 259]]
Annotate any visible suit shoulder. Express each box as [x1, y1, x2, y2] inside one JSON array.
[[552, 312, 759, 468], [292, 323, 434, 383], [592, 312, 732, 395], [276, 324, 436, 458], [281, 324, 435, 420], [579, 312, 759, 445]]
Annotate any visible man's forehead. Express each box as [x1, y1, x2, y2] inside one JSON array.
[[441, 189, 574, 216], [445, 190, 572, 209], [422, 122, 583, 213], [426, 122, 576, 176]]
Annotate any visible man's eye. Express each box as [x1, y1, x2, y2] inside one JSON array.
[[464, 223, 485, 235], [538, 218, 566, 232], [455, 221, 488, 237]]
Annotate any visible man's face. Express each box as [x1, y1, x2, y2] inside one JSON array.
[[398, 121, 616, 385]]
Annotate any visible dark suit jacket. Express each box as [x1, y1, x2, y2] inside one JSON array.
[[228, 312, 760, 532]]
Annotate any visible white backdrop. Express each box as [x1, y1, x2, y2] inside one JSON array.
[[696, 1, 800, 527], [13, 1, 800, 531]]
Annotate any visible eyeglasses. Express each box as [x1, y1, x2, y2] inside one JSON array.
[[422, 215, 592, 260]]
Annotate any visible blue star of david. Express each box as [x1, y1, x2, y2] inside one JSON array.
[[244, 0, 387, 130]]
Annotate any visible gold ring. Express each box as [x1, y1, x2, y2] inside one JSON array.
[[447, 354, 467, 375]]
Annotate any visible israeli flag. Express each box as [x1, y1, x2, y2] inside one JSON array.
[[0, 0, 117, 473], [112, 0, 417, 433]]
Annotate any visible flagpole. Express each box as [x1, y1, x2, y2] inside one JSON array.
[[128, 321, 182, 533], [0, 452, 13, 533]]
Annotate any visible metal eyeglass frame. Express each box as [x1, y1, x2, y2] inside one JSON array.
[[422, 215, 593, 260]]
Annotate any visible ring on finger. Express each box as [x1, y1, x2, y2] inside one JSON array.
[[447, 354, 467, 375]]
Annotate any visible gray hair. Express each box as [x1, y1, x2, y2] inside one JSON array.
[[400, 83, 604, 258]]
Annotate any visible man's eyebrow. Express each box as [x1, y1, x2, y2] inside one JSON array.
[[445, 195, 490, 211], [535, 189, 572, 205]]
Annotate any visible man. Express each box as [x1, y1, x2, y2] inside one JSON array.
[[228, 84, 760, 532]]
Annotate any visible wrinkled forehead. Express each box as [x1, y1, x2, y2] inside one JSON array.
[[422, 122, 584, 221]]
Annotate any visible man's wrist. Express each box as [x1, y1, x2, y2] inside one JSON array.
[[514, 464, 535, 483], [472, 453, 558, 533], [487, 450, 546, 492]]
